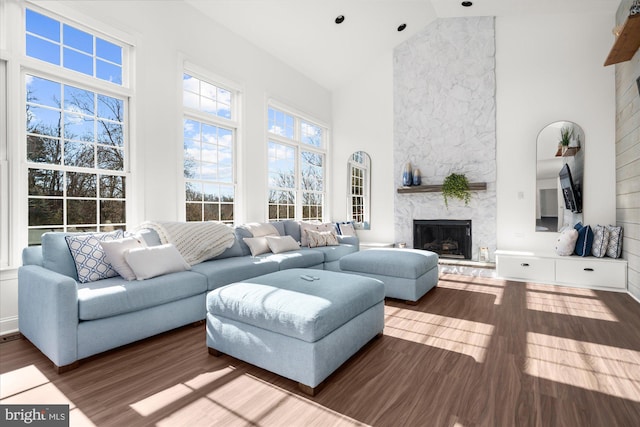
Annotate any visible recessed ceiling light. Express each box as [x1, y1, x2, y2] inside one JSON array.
[[397, 23, 407, 32], [461, 1, 473, 6], [335, 15, 345, 24]]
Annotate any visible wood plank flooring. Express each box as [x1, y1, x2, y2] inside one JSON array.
[[2, 273, 640, 426]]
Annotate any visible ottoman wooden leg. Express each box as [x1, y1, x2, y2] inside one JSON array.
[[299, 381, 325, 397], [208, 347, 223, 357]]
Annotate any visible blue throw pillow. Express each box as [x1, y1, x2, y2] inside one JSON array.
[[573, 222, 593, 257]]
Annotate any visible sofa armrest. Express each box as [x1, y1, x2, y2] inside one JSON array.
[[338, 235, 359, 249], [18, 265, 79, 368]]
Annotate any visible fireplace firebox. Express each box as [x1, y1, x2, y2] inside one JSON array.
[[413, 220, 472, 260]]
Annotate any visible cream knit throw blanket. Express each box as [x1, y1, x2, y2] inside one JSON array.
[[138, 221, 235, 266]]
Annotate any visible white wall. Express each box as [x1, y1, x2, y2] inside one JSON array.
[[331, 52, 395, 244], [495, 13, 616, 252]]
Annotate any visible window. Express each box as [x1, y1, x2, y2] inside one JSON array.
[[349, 151, 370, 225], [26, 9, 123, 85], [24, 8, 129, 245], [267, 106, 326, 222], [183, 73, 236, 224]]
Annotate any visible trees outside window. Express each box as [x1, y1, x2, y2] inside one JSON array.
[[267, 106, 326, 222]]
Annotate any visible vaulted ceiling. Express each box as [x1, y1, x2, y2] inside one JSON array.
[[185, 0, 619, 90]]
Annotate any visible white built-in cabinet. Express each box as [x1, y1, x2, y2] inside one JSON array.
[[495, 250, 627, 292]]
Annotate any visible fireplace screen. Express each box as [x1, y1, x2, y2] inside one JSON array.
[[413, 220, 471, 260]]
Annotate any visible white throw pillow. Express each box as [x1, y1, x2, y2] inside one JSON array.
[[306, 229, 339, 248], [242, 222, 279, 237], [243, 237, 271, 256], [338, 222, 356, 236], [124, 244, 190, 280], [555, 228, 578, 256], [100, 236, 146, 281], [265, 235, 300, 254]]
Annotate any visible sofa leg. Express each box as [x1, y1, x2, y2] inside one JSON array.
[[404, 299, 418, 305], [55, 361, 80, 374], [208, 347, 222, 357], [298, 381, 325, 397]]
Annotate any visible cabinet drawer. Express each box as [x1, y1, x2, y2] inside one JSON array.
[[555, 259, 627, 289], [497, 256, 555, 282]]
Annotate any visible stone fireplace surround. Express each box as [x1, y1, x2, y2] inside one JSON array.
[[393, 17, 497, 263]]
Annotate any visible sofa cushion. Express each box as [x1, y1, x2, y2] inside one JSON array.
[[65, 230, 125, 283], [77, 270, 207, 320], [258, 248, 324, 270], [270, 221, 286, 236], [42, 232, 81, 280], [190, 256, 280, 290], [207, 269, 384, 343], [283, 220, 302, 242]]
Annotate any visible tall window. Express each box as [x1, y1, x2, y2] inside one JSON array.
[[267, 106, 326, 221], [182, 72, 236, 224], [349, 151, 370, 225], [25, 8, 129, 245]]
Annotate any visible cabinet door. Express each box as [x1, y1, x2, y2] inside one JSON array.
[[497, 256, 555, 282], [555, 259, 627, 290]]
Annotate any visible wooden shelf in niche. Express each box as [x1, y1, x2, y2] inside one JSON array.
[[605, 14, 640, 66], [554, 146, 581, 157], [397, 182, 487, 194]]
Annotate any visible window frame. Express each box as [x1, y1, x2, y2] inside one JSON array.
[[181, 65, 240, 224], [20, 3, 133, 247], [348, 151, 370, 227], [266, 102, 328, 222]]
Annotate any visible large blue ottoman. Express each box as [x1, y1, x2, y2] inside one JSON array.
[[339, 248, 439, 303], [206, 268, 385, 396]]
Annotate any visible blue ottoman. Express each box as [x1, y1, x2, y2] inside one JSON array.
[[339, 248, 439, 303], [206, 268, 385, 395]]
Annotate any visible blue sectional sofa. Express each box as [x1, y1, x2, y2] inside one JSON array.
[[18, 220, 358, 372]]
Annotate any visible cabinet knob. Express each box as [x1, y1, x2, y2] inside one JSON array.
[[584, 268, 594, 272], [521, 263, 530, 267]]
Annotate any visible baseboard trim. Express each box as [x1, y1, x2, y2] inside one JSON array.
[[0, 331, 22, 344]]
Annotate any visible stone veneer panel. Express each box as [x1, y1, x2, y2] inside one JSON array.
[[393, 17, 497, 261]]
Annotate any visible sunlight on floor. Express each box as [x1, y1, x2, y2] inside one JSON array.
[[438, 276, 505, 305], [0, 365, 96, 426], [525, 287, 618, 321], [526, 332, 640, 402], [384, 308, 494, 363], [131, 366, 367, 426]]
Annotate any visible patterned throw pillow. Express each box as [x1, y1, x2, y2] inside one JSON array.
[[299, 221, 337, 247], [591, 225, 609, 258], [65, 230, 124, 283], [606, 225, 623, 258], [306, 229, 339, 248]]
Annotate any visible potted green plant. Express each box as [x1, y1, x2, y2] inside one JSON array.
[[442, 172, 471, 208], [559, 126, 574, 154]]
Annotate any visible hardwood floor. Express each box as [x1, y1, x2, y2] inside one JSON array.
[[2, 273, 640, 426]]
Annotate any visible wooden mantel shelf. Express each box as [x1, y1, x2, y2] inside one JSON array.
[[605, 13, 640, 66], [397, 182, 487, 194]]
